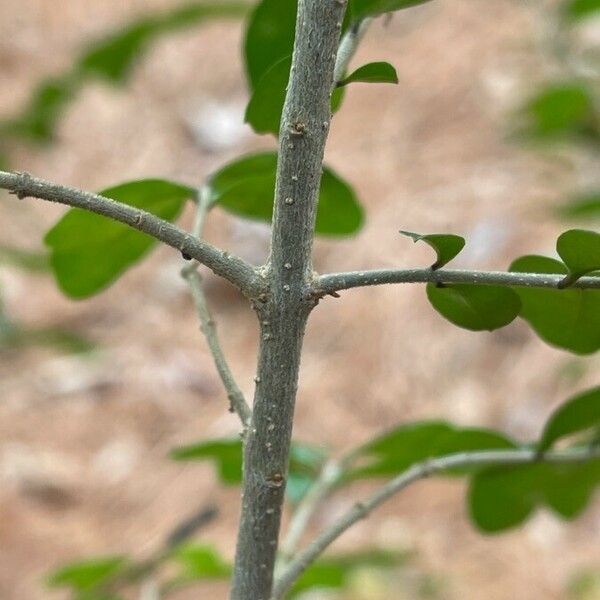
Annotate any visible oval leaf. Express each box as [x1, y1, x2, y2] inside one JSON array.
[[169, 544, 231, 581], [400, 230, 465, 270], [564, 0, 600, 21], [47, 556, 126, 591], [539, 386, 600, 452], [469, 461, 600, 533], [207, 153, 364, 236], [519, 83, 596, 142], [557, 229, 600, 286], [245, 57, 347, 136], [244, 0, 297, 89], [426, 283, 521, 332], [45, 179, 194, 299], [339, 61, 398, 86], [510, 255, 600, 354], [349, 421, 517, 480], [245, 56, 291, 135]]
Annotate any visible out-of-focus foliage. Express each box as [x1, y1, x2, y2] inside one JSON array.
[[0, 2, 249, 145]]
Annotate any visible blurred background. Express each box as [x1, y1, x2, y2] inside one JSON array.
[[1, 0, 600, 598]]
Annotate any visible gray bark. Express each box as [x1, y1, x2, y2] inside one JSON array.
[[230, 1, 347, 598]]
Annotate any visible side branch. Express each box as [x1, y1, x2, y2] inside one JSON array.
[[315, 268, 600, 295], [0, 170, 262, 296], [272, 447, 600, 599]]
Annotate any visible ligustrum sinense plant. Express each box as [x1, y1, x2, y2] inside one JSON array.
[[2, 1, 600, 599]]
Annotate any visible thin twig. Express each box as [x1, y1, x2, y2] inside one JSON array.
[[272, 447, 600, 599], [182, 188, 252, 427], [334, 18, 373, 83], [278, 460, 343, 566], [0, 170, 262, 297], [315, 267, 600, 296]]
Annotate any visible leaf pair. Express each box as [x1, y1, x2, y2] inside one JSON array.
[[345, 387, 600, 533], [404, 228, 600, 354], [45, 152, 364, 299], [244, 0, 404, 137]]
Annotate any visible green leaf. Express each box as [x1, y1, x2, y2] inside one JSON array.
[[426, 283, 521, 332], [557, 229, 600, 286], [45, 179, 193, 299], [245, 56, 348, 136], [559, 192, 600, 221], [207, 153, 364, 236], [400, 230, 465, 270], [289, 551, 403, 598], [0, 77, 77, 143], [244, 0, 297, 89], [169, 544, 231, 582], [469, 460, 600, 533], [510, 255, 600, 354], [519, 83, 597, 142], [339, 62, 398, 86], [244, 56, 291, 135], [349, 0, 433, 20], [47, 556, 126, 591], [564, 0, 600, 21], [0, 326, 94, 355], [170, 438, 326, 502], [1, 4, 247, 144], [349, 421, 517, 480], [539, 387, 600, 452], [78, 3, 248, 83]]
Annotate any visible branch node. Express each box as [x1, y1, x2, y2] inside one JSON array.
[[9, 171, 32, 200]]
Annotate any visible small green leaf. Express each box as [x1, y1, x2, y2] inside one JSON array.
[[349, 421, 517, 480], [170, 438, 325, 502], [426, 283, 521, 332], [244, 56, 290, 135], [1, 4, 247, 145], [400, 231, 465, 270], [519, 83, 597, 142], [45, 179, 193, 299], [244, 0, 297, 89], [289, 551, 403, 598], [245, 56, 348, 136], [47, 556, 126, 591], [169, 544, 231, 582], [339, 62, 398, 86], [170, 438, 243, 484], [0, 77, 77, 143], [510, 255, 600, 354], [469, 460, 600, 533], [564, 0, 600, 21], [77, 4, 248, 83], [349, 0, 433, 20], [557, 229, 600, 287], [539, 387, 600, 452], [560, 193, 600, 221], [207, 153, 364, 236]]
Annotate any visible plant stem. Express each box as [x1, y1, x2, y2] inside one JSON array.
[[316, 267, 600, 295], [182, 189, 252, 426], [272, 447, 600, 599], [230, 1, 347, 598], [278, 459, 343, 565], [0, 170, 262, 297]]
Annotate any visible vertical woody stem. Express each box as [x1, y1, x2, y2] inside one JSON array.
[[230, 1, 347, 598]]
